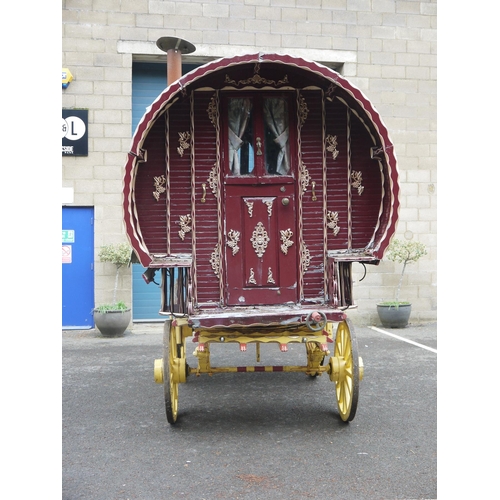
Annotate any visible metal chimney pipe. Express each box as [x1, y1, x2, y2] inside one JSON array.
[[156, 36, 196, 85]]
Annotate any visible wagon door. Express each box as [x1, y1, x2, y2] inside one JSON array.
[[223, 94, 298, 306]]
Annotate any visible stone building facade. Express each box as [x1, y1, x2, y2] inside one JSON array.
[[62, 0, 437, 325]]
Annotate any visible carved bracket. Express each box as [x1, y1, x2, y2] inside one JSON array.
[[263, 199, 273, 217]]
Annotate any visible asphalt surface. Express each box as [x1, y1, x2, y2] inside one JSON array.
[[62, 321, 437, 500]]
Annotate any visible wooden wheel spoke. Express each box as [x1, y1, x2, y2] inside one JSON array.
[[332, 320, 360, 422], [163, 320, 183, 424]]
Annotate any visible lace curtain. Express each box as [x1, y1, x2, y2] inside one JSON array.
[[263, 98, 290, 175], [227, 98, 252, 175]]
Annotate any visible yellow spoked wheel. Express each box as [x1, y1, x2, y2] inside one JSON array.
[[330, 319, 362, 422], [163, 320, 180, 424]]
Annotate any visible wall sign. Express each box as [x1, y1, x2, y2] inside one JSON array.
[[62, 109, 88, 156]]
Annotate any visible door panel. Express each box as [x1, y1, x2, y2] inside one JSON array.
[[222, 92, 298, 306], [225, 185, 297, 305]]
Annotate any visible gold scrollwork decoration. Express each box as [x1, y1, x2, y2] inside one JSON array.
[[301, 243, 311, 273], [227, 229, 241, 256], [208, 164, 218, 196], [298, 95, 309, 127], [250, 222, 270, 258], [153, 175, 166, 201], [326, 134, 339, 160], [351, 171, 364, 195], [245, 201, 254, 217], [327, 211, 341, 236], [300, 162, 311, 192], [210, 245, 221, 278], [177, 131, 191, 157], [263, 199, 273, 217], [178, 214, 192, 240], [280, 229, 294, 255], [207, 95, 218, 128], [248, 268, 257, 285], [224, 63, 289, 88], [267, 267, 276, 284]]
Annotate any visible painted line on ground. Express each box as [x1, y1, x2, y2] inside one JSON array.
[[368, 326, 437, 354]]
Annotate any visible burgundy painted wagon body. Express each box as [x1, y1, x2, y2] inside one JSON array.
[[123, 46, 399, 423]]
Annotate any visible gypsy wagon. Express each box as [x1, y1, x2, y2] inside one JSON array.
[[123, 39, 399, 424]]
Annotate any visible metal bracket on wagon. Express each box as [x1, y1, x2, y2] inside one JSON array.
[[305, 311, 327, 332]]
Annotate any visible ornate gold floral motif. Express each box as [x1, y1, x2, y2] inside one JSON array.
[[153, 175, 166, 201], [351, 171, 364, 195], [326, 134, 339, 160], [280, 229, 294, 255], [298, 95, 309, 127], [177, 131, 191, 157], [178, 214, 192, 240], [207, 95, 218, 128], [224, 63, 289, 88], [327, 211, 341, 236], [227, 229, 241, 256], [245, 201, 254, 217], [263, 199, 273, 217], [250, 222, 270, 258], [210, 245, 221, 277], [301, 243, 311, 273], [208, 164, 218, 195], [300, 162, 311, 192], [248, 268, 257, 285], [267, 267, 276, 284]]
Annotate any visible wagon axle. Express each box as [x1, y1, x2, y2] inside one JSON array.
[[154, 318, 363, 423]]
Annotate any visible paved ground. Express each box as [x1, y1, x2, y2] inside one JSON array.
[[62, 321, 437, 500]]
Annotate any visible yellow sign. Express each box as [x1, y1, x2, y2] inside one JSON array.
[[62, 68, 73, 89]]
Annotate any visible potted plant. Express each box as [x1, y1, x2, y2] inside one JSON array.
[[377, 238, 427, 328], [93, 242, 132, 337]]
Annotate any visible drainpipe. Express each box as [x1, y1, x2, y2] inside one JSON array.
[[156, 36, 196, 85]]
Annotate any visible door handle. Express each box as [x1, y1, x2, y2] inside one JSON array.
[[282, 197, 290, 206]]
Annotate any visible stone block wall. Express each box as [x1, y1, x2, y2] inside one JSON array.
[[62, 0, 437, 325]]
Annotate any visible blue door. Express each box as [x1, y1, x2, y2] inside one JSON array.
[[62, 207, 94, 328], [132, 264, 163, 321]]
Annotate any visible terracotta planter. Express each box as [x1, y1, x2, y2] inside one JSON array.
[[376, 303, 411, 328], [93, 308, 131, 337]]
